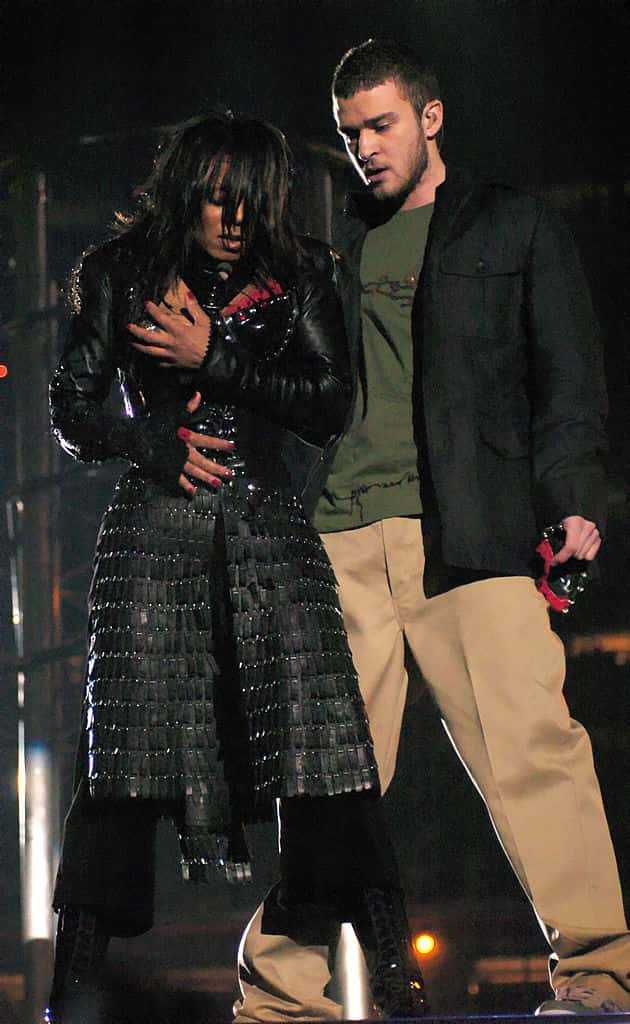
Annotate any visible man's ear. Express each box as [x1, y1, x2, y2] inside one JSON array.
[[423, 99, 443, 140]]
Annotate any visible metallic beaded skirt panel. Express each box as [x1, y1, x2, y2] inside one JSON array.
[[84, 465, 378, 877]]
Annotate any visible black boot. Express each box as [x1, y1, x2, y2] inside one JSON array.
[[352, 887, 429, 1018], [45, 907, 109, 1023]]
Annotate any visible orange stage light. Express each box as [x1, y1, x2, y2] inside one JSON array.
[[413, 932, 437, 956]]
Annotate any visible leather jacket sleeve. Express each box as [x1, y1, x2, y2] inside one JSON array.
[[50, 249, 188, 489], [193, 248, 353, 448]]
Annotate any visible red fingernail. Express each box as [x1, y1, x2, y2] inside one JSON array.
[[227, 441, 236, 448], [211, 477, 222, 487], [143, 300, 150, 309], [187, 291, 195, 299], [224, 469, 235, 478], [189, 486, 196, 497], [177, 427, 191, 441]]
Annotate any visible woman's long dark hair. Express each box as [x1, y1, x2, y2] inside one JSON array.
[[118, 111, 301, 298]]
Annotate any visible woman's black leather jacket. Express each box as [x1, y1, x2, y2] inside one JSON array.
[[50, 234, 352, 496]]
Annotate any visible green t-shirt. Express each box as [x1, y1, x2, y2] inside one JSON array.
[[314, 202, 434, 532]]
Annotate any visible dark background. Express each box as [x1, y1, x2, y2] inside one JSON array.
[[3, 0, 630, 184], [1, 1, 629, 1019]]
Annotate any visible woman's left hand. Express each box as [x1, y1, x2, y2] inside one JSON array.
[[128, 283, 211, 369]]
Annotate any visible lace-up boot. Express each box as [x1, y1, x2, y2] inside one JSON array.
[[352, 887, 428, 1018], [44, 907, 109, 1023]]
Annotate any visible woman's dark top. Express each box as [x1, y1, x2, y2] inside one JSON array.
[[50, 235, 379, 881]]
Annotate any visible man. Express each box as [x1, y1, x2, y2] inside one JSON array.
[[235, 39, 629, 1019]]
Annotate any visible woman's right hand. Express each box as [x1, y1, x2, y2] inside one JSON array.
[[177, 391, 235, 497]]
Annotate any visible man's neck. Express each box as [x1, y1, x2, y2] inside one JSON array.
[[401, 152, 446, 211]]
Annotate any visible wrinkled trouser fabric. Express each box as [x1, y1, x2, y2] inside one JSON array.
[[235, 517, 630, 1021]]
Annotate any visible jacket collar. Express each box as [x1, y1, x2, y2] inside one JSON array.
[[424, 166, 479, 264], [339, 165, 478, 249], [182, 242, 256, 309]]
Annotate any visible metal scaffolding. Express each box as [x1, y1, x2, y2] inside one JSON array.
[[4, 163, 100, 1023], [5, 164, 57, 1022]]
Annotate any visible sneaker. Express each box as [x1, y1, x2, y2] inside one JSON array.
[[536, 980, 627, 1015]]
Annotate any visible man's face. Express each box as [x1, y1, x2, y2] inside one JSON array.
[[333, 79, 428, 204]]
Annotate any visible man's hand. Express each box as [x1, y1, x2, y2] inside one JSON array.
[[551, 515, 601, 565], [128, 284, 211, 369], [177, 391, 234, 497]]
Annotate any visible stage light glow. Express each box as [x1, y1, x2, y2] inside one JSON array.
[[336, 922, 371, 1018], [414, 932, 437, 956], [22, 743, 54, 940]]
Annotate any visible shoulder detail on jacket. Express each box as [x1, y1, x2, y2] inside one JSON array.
[[69, 241, 113, 313], [70, 234, 143, 312], [297, 234, 343, 277], [457, 173, 548, 219], [436, 169, 565, 272], [73, 235, 135, 284]]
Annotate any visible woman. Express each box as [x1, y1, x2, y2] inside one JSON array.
[[48, 112, 426, 1021]]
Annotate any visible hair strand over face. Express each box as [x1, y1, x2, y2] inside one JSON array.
[[116, 111, 299, 300]]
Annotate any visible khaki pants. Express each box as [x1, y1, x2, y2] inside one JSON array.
[[235, 518, 629, 1020]]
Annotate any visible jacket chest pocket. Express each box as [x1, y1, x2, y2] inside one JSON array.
[[437, 253, 523, 339]]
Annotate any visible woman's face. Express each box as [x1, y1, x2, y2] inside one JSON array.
[[195, 164, 244, 262]]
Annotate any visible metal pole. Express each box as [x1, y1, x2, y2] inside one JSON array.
[[8, 164, 57, 1024], [334, 923, 372, 1019]]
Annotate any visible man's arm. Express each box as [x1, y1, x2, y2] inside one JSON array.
[[525, 202, 608, 562]]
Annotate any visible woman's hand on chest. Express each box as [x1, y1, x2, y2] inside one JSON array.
[[127, 281, 212, 369]]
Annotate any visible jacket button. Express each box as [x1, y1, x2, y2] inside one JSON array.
[[476, 258, 486, 273]]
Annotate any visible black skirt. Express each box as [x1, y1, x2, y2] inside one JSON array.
[[74, 467, 378, 882]]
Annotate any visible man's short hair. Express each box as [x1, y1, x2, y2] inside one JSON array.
[[332, 38, 440, 123]]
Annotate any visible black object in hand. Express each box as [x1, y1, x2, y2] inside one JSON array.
[[535, 524, 589, 613]]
